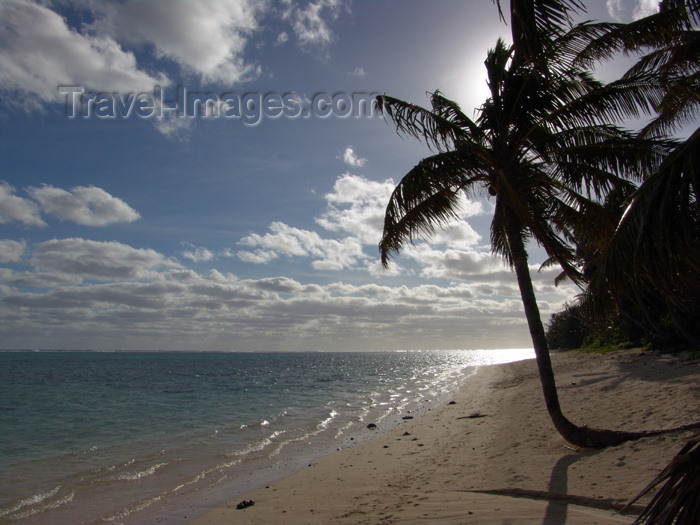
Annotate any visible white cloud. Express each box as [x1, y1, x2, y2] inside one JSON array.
[[316, 173, 392, 244], [367, 258, 400, 277], [606, 0, 659, 21], [240, 221, 322, 258], [430, 219, 482, 249], [291, 0, 343, 51], [92, 0, 264, 84], [325, 173, 391, 205], [236, 248, 278, 264], [238, 221, 367, 270], [276, 32, 289, 45], [408, 245, 506, 281], [0, 0, 166, 104], [0, 233, 577, 350], [249, 276, 306, 294], [235, 173, 488, 277], [310, 237, 365, 270], [27, 185, 140, 226], [0, 267, 83, 287], [348, 67, 366, 77], [0, 239, 26, 262], [0, 182, 45, 227], [31, 238, 177, 281], [317, 173, 484, 252], [0, 0, 349, 121], [341, 146, 367, 168], [182, 246, 215, 263], [152, 98, 195, 140], [0, 258, 548, 350]]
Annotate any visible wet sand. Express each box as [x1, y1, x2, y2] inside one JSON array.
[[190, 349, 699, 524]]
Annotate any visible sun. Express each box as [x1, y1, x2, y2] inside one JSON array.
[[440, 66, 491, 119], [438, 44, 495, 118]]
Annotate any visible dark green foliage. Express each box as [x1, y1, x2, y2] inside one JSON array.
[[579, 326, 646, 353], [545, 303, 591, 350], [545, 301, 643, 352]]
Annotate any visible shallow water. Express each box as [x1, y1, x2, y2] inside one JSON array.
[[0, 349, 533, 524]]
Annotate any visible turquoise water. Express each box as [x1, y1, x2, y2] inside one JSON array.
[[0, 349, 533, 524]]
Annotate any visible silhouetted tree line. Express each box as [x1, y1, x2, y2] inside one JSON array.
[[539, 0, 700, 352]]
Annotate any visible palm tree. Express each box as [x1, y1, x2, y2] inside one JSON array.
[[584, 131, 700, 345], [577, 0, 698, 140], [493, 0, 593, 74], [579, 0, 700, 345], [377, 27, 673, 447]]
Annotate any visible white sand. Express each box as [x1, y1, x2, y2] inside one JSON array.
[[191, 349, 700, 524]]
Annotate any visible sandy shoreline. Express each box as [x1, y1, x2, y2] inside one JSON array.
[[189, 349, 699, 524]]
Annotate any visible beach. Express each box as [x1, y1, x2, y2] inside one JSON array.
[[2, 350, 532, 524], [191, 349, 699, 524]]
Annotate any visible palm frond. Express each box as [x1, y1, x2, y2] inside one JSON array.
[[577, 5, 694, 67], [662, 0, 700, 27], [626, 435, 700, 525], [641, 72, 700, 137], [623, 30, 700, 80], [488, 161, 583, 281], [576, 1, 699, 139], [376, 94, 474, 152], [502, 0, 586, 67], [379, 151, 489, 267], [546, 21, 620, 69], [583, 129, 700, 340], [547, 132, 675, 185], [629, 128, 700, 265], [490, 198, 515, 264], [544, 74, 665, 129], [429, 91, 485, 138]]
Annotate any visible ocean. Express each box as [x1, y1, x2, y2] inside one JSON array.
[[0, 349, 534, 524]]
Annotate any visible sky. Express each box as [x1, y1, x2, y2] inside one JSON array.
[[0, 0, 661, 351]]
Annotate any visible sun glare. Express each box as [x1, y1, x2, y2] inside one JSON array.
[[441, 53, 493, 118], [460, 70, 492, 116]]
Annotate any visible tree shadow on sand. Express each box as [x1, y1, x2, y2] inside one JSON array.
[[472, 449, 645, 524], [575, 353, 698, 390], [542, 449, 642, 524]]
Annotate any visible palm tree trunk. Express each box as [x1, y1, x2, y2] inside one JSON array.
[[504, 215, 653, 448]]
